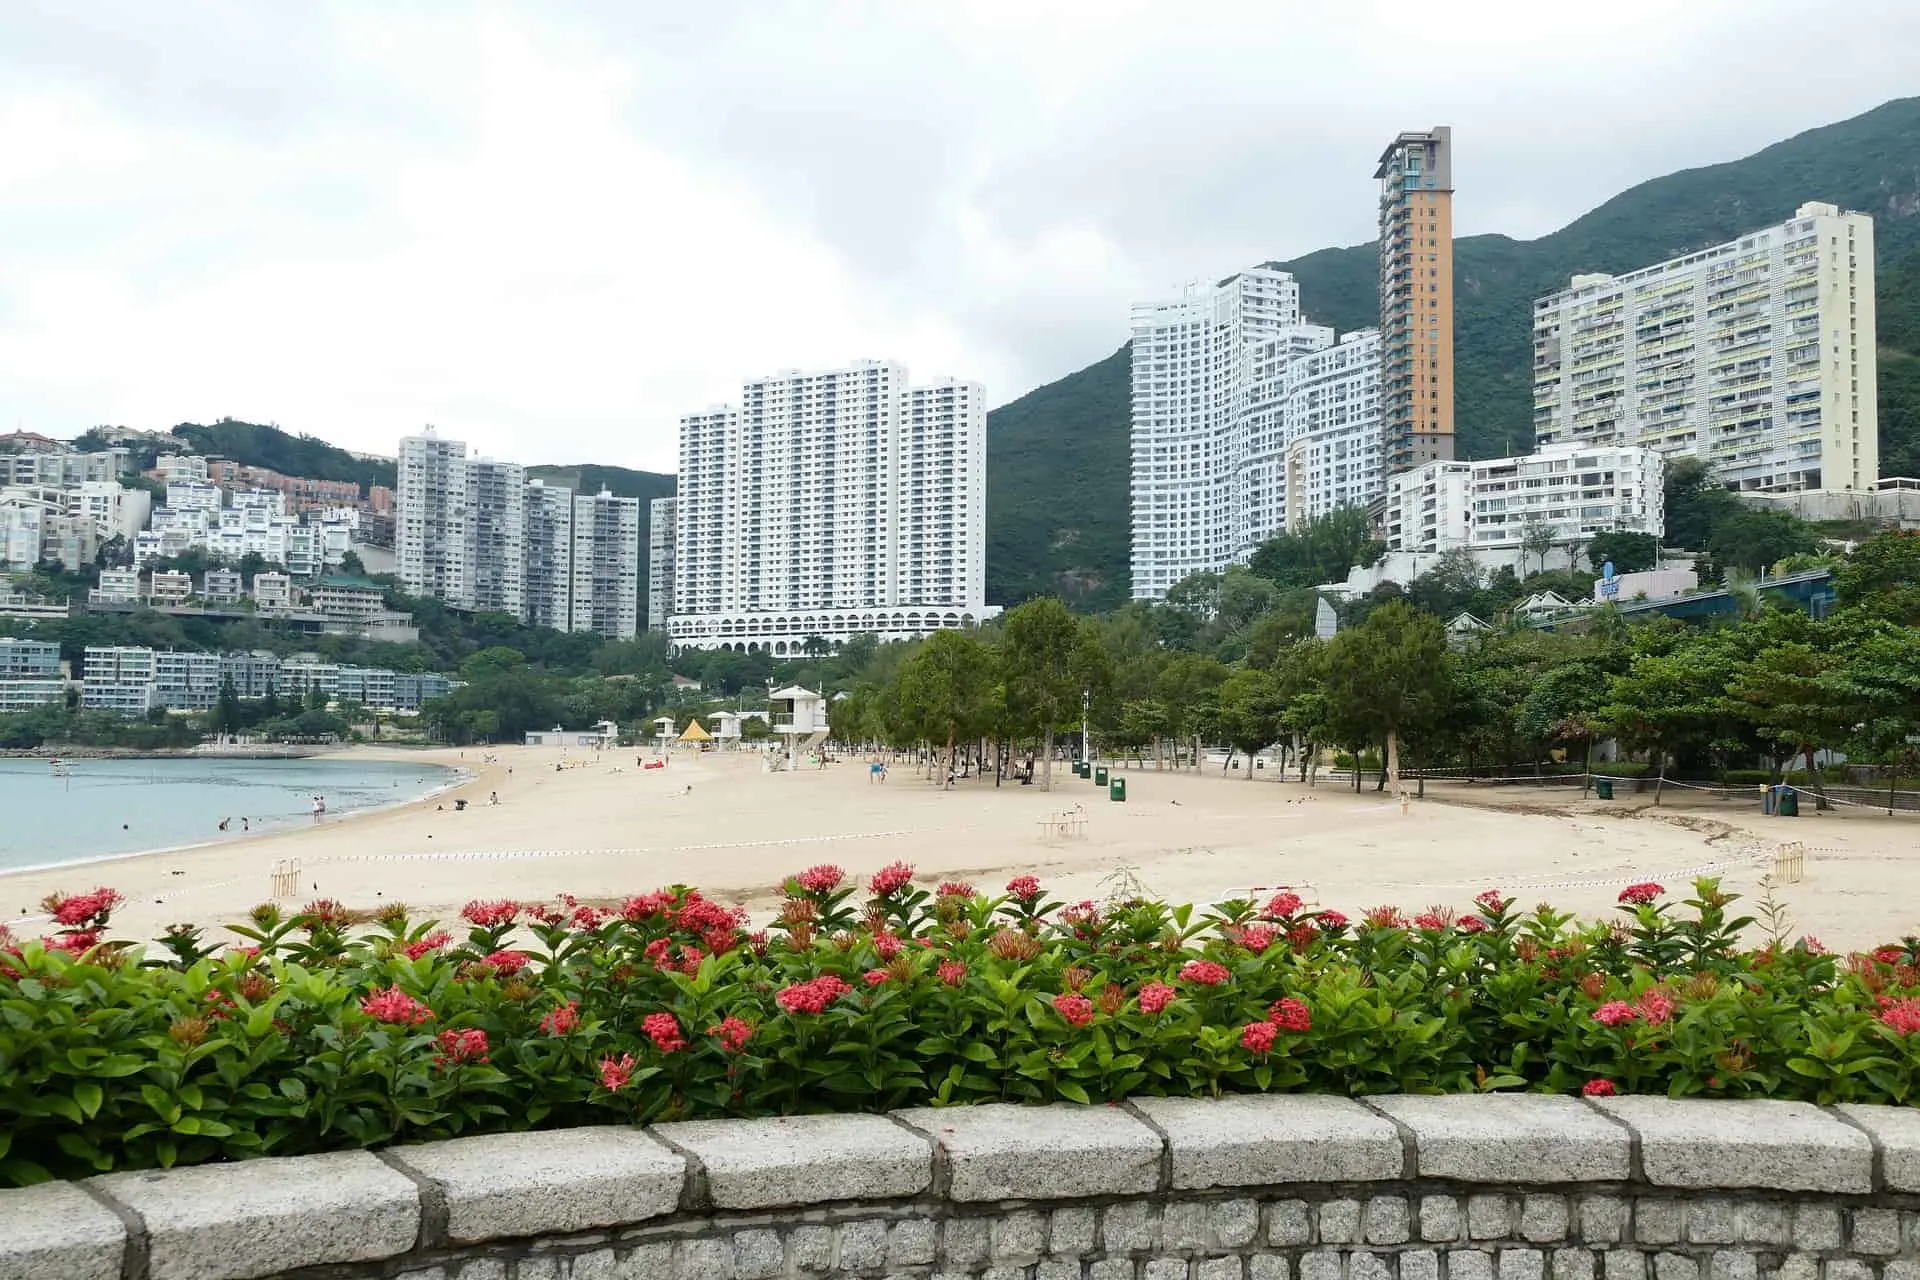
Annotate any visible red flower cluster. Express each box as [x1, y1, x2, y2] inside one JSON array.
[[1412, 910, 1455, 931], [936, 960, 968, 987], [1137, 982, 1177, 1015], [434, 1029, 489, 1068], [45, 887, 123, 928], [643, 938, 707, 975], [402, 931, 452, 961], [1635, 989, 1676, 1026], [539, 1002, 580, 1036], [708, 1015, 754, 1053], [869, 862, 916, 896], [795, 864, 846, 894], [622, 890, 675, 921], [1474, 889, 1510, 915], [643, 1012, 686, 1053], [1005, 875, 1042, 902], [1364, 905, 1407, 929], [864, 968, 891, 987], [1240, 1021, 1278, 1054], [1617, 883, 1665, 906], [599, 1052, 638, 1091], [1234, 924, 1278, 955], [936, 881, 975, 899], [1591, 1001, 1635, 1027], [1583, 1079, 1618, 1097], [1263, 890, 1303, 918], [44, 931, 102, 955], [480, 950, 530, 976], [361, 986, 432, 1026], [1179, 960, 1231, 987], [1877, 996, 1920, 1036], [1269, 997, 1312, 1033], [461, 900, 520, 927], [776, 974, 852, 1014], [1061, 901, 1103, 938], [872, 931, 904, 960], [1319, 910, 1349, 929], [1873, 945, 1906, 965], [1053, 993, 1095, 1027], [1458, 916, 1490, 934]]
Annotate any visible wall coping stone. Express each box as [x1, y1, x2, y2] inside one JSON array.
[[0, 1181, 125, 1280], [893, 1102, 1163, 1201], [9, 1096, 1920, 1280], [1833, 1102, 1920, 1192], [1368, 1094, 1632, 1184], [652, 1114, 932, 1209], [1130, 1095, 1405, 1190], [90, 1149, 420, 1280], [1590, 1097, 1872, 1194], [387, 1128, 683, 1244]]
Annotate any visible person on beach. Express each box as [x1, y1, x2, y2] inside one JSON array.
[[218, 818, 230, 831]]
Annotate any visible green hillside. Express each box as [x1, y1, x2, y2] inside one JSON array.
[[525, 463, 676, 621], [983, 96, 1920, 606], [170, 420, 397, 490]]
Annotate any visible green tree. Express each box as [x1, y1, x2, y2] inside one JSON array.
[[1521, 520, 1558, 578], [896, 630, 994, 788], [1216, 668, 1286, 781], [1586, 532, 1660, 575], [1323, 600, 1449, 795], [1002, 597, 1103, 791], [1833, 529, 1920, 624], [1707, 508, 1818, 576]]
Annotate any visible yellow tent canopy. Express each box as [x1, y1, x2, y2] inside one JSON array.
[[677, 719, 713, 743]]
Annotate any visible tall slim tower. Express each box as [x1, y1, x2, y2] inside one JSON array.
[[1376, 126, 1455, 472]]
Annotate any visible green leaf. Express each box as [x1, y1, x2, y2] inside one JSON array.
[[74, 1082, 104, 1120]]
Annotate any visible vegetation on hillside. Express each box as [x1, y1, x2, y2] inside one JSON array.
[[984, 97, 1920, 605], [168, 420, 397, 490]]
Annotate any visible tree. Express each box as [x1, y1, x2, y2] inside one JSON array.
[[1246, 506, 1385, 591], [1153, 653, 1229, 771], [801, 634, 832, 659], [1216, 668, 1286, 781], [1834, 529, 1920, 624], [896, 630, 994, 788], [1600, 644, 1720, 803], [1586, 532, 1660, 575], [1323, 600, 1449, 795], [1521, 520, 1558, 578], [1707, 508, 1818, 576], [1728, 630, 1849, 803], [1002, 597, 1098, 791]]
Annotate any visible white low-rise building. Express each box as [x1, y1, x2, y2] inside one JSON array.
[[1379, 445, 1664, 555]]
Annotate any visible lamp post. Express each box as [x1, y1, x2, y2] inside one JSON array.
[[1081, 686, 1090, 766]]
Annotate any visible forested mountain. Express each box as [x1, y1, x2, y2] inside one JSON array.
[[170, 420, 398, 490], [982, 96, 1920, 607]]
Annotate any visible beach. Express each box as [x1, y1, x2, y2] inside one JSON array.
[[4, 745, 1916, 949]]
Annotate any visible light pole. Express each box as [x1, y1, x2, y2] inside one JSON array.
[[1081, 686, 1090, 765]]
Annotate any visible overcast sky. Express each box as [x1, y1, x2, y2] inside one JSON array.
[[3, 2, 1916, 472]]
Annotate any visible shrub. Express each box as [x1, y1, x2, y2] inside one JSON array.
[[2, 873, 1918, 1186]]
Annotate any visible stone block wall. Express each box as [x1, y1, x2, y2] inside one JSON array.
[[4, 1096, 1919, 1280]]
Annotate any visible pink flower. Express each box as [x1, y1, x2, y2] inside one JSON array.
[[869, 861, 916, 897], [864, 968, 891, 987], [539, 1002, 580, 1036], [1583, 1079, 1619, 1097], [936, 960, 968, 987], [1053, 993, 1095, 1027], [936, 881, 976, 899], [1363, 905, 1407, 929], [1873, 945, 1905, 965], [776, 974, 852, 1015], [1635, 989, 1676, 1026], [434, 1028, 489, 1068], [872, 931, 903, 960], [1459, 916, 1490, 934], [1179, 960, 1231, 987], [643, 1012, 686, 1053], [1263, 890, 1303, 919], [1803, 935, 1827, 955], [1240, 1021, 1278, 1054], [224, 945, 261, 964], [599, 1052, 638, 1091], [1005, 875, 1042, 902], [360, 986, 432, 1026], [461, 899, 520, 927], [481, 949, 530, 976], [622, 890, 674, 921], [44, 930, 102, 955], [1474, 889, 1509, 915], [1137, 981, 1177, 1015], [1412, 911, 1450, 931], [708, 1015, 754, 1053], [1235, 924, 1278, 954], [1061, 901, 1103, 936], [1592, 1001, 1636, 1027], [46, 887, 124, 928], [1317, 910, 1349, 929], [403, 930, 453, 961], [1877, 997, 1920, 1036], [795, 864, 846, 894], [1269, 997, 1312, 1033], [1617, 882, 1664, 906], [571, 904, 608, 929]]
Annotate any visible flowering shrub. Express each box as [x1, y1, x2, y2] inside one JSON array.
[[2, 871, 1919, 1187]]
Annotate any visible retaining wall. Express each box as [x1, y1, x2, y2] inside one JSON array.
[[5, 1096, 1920, 1280]]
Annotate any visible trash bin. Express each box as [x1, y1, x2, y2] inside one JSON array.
[[1778, 788, 1799, 818], [1595, 779, 1614, 800], [1095, 767, 1109, 786], [1109, 776, 1126, 802]]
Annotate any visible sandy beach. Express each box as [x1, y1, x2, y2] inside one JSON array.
[[5, 744, 1916, 949]]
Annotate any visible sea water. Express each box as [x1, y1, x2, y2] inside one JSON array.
[[0, 756, 461, 872]]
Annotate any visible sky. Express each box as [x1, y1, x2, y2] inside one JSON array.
[[3, 2, 1917, 473]]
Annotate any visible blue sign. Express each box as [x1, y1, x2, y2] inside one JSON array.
[[1600, 560, 1619, 600]]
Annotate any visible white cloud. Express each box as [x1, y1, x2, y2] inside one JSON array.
[[3, 0, 1917, 472]]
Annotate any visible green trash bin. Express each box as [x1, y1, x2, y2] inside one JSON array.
[[1072, 760, 1085, 778], [1595, 779, 1614, 800], [1095, 766, 1109, 786], [1778, 788, 1799, 817], [1109, 776, 1126, 802]]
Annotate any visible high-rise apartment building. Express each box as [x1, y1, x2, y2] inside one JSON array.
[[1532, 201, 1877, 492], [396, 430, 469, 605], [523, 480, 574, 630], [464, 458, 525, 616], [570, 488, 641, 639], [1376, 126, 1456, 473], [1129, 268, 1383, 599], [647, 497, 676, 631], [663, 360, 993, 653]]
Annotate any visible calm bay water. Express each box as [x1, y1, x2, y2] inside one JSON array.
[[0, 756, 461, 872]]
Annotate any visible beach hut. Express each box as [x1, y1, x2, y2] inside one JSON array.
[[768, 685, 827, 772], [711, 711, 744, 750], [677, 719, 714, 751]]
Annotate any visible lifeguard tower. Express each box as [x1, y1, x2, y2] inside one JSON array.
[[651, 715, 676, 760], [711, 711, 744, 751], [768, 685, 827, 772]]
